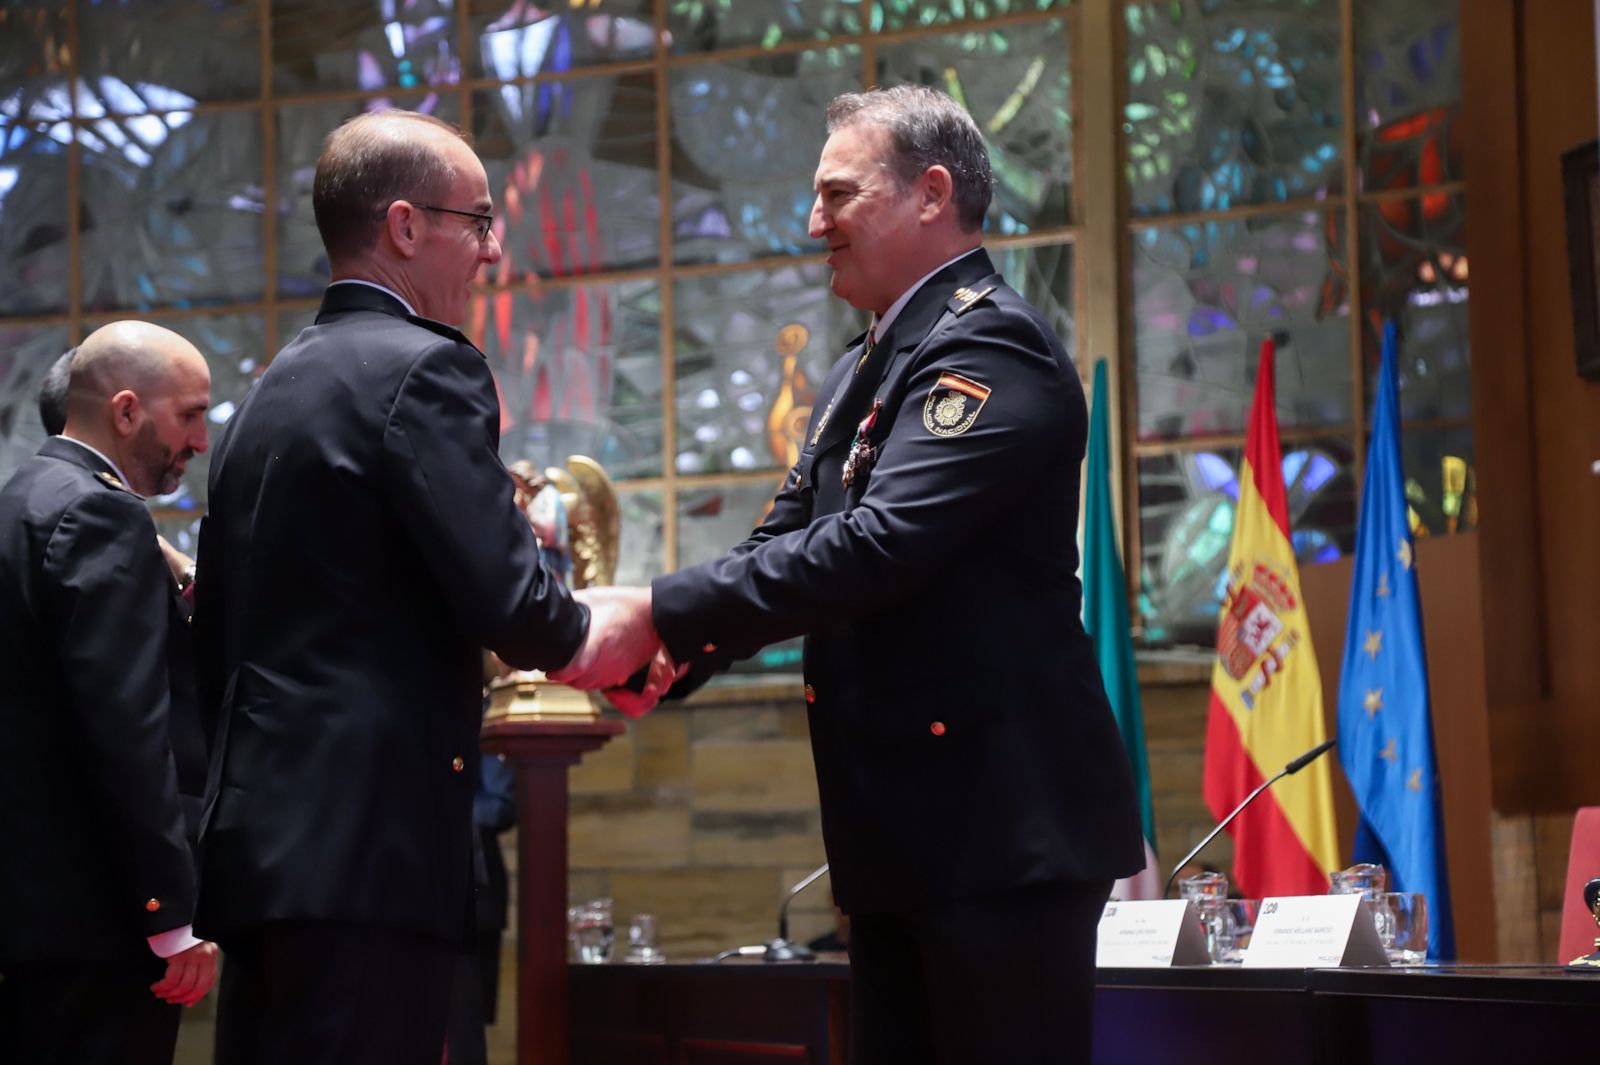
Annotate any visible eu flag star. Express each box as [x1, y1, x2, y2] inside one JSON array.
[[1363, 688, 1383, 718], [1364, 630, 1383, 660], [1379, 738, 1398, 763], [1397, 539, 1413, 571], [1407, 769, 1423, 791]]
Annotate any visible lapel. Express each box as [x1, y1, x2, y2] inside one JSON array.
[[808, 249, 999, 464]]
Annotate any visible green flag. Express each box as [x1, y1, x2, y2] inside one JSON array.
[[1083, 359, 1159, 897]]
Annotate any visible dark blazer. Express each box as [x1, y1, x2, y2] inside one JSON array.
[[653, 250, 1145, 915], [194, 283, 588, 946], [0, 438, 203, 965]]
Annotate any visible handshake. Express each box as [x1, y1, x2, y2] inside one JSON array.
[[547, 586, 684, 719]]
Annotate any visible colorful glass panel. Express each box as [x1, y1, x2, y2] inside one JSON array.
[[1132, 208, 1351, 441], [989, 241, 1075, 356], [673, 262, 867, 478], [0, 119, 70, 316], [669, 46, 861, 265], [876, 18, 1074, 232], [0, 323, 71, 485], [470, 281, 664, 481], [80, 111, 266, 312], [666, 0, 863, 55], [615, 489, 666, 586], [469, 0, 656, 79], [876, 0, 1066, 33], [1125, 0, 1343, 217], [1359, 191, 1467, 422], [1137, 437, 1355, 645], [271, 0, 459, 95], [79, 0, 261, 107], [472, 76, 659, 283], [1355, 0, 1462, 192]]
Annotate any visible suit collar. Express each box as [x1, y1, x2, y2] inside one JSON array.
[[873, 248, 995, 356], [318, 281, 413, 322], [40, 436, 137, 494]]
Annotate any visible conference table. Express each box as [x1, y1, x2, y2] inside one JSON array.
[[568, 960, 1597, 1063]]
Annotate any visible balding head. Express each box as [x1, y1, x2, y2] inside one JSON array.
[[65, 321, 211, 497], [313, 110, 470, 264]]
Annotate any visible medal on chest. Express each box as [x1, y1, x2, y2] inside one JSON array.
[[841, 399, 883, 489]]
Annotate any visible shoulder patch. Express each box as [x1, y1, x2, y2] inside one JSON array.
[[947, 285, 996, 317], [94, 470, 130, 493], [922, 372, 992, 437]]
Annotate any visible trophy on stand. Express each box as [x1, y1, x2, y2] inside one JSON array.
[[1567, 878, 1600, 970], [485, 455, 621, 725]]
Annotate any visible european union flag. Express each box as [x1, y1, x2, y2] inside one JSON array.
[[1336, 322, 1454, 959]]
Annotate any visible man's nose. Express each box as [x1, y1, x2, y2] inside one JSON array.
[[482, 229, 503, 266], [193, 424, 209, 454], [808, 197, 829, 239]]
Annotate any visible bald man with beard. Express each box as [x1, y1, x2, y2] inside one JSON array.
[[0, 321, 218, 1065]]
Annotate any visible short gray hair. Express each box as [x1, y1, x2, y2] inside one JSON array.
[[313, 110, 469, 261], [825, 85, 994, 232]]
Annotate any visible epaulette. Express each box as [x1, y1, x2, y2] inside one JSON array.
[[94, 470, 131, 494], [947, 285, 997, 317], [406, 314, 484, 356]]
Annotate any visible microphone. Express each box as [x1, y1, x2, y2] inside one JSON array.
[[1161, 737, 1337, 900], [712, 862, 830, 963]]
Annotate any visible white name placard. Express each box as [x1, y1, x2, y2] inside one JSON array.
[[1242, 895, 1390, 968], [1095, 900, 1210, 968]]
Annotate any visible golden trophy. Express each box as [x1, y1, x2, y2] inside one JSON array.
[[485, 455, 621, 724]]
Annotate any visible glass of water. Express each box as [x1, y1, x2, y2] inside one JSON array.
[[1178, 872, 1230, 963], [1214, 899, 1260, 964], [1380, 892, 1429, 965], [625, 913, 664, 964], [568, 897, 615, 964]]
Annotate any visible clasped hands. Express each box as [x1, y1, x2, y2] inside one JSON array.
[[548, 586, 682, 718]]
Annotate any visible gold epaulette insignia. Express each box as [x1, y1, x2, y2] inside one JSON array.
[[949, 285, 996, 316], [95, 470, 127, 492]]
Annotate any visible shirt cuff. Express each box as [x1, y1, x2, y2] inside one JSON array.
[[147, 924, 202, 959]]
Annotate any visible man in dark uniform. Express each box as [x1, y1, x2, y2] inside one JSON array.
[[0, 321, 218, 1064], [194, 110, 661, 1065], [576, 86, 1145, 1063]]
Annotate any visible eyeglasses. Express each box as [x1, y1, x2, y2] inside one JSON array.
[[412, 203, 496, 242]]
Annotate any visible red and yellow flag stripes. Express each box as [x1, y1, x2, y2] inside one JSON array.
[[1202, 339, 1340, 899]]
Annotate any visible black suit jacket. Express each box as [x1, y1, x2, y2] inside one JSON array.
[[653, 250, 1145, 915], [194, 284, 587, 946], [0, 438, 204, 965]]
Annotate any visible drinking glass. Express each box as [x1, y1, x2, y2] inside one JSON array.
[[1328, 863, 1389, 899], [1178, 872, 1230, 963], [1380, 892, 1429, 966], [568, 897, 615, 964], [1214, 899, 1260, 964], [625, 913, 664, 964]]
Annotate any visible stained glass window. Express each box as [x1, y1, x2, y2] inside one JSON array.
[[666, 0, 863, 55], [1125, 0, 1343, 217], [468, 0, 656, 80], [1132, 209, 1352, 441], [271, 0, 459, 95], [1137, 437, 1355, 644], [669, 46, 861, 265], [80, 111, 267, 312], [876, 0, 1066, 34], [472, 76, 660, 282], [469, 281, 664, 481], [0, 324, 71, 486], [1359, 191, 1468, 421], [876, 18, 1074, 232], [78, 0, 262, 106], [0, 119, 70, 316], [1355, 0, 1462, 191], [673, 262, 865, 478]]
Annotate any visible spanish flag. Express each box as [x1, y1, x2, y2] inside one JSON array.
[[1202, 339, 1340, 899]]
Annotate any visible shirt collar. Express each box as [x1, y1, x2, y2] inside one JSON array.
[[330, 279, 416, 317], [55, 435, 140, 498], [873, 248, 985, 339]]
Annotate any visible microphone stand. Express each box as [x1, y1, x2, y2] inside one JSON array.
[[713, 862, 830, 963], [1162, 738, 1337, 900]]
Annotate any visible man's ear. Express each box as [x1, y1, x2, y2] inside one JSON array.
[[385, 200, 421, 259], [919, 165, 954, 223], [109, 390, 141, 439]]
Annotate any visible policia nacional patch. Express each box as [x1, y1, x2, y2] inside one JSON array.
[[922, 371, 991, 437]]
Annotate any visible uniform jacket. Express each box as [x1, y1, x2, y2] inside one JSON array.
[[653, 250, 1145, 915], [0, 438, 204, 964], [194, 283, 587, 946]]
